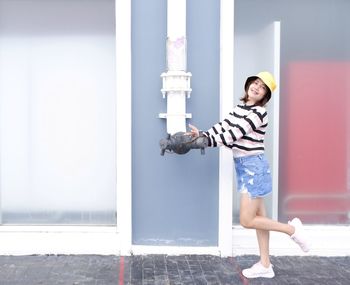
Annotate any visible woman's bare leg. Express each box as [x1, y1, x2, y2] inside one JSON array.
[[239, 193, 295, 235], [255, 202, 270, 267]]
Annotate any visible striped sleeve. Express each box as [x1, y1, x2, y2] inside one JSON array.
[[203, 106, 267, 148]]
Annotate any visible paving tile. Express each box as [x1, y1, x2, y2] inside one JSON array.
[[0, 254, 350, 284]]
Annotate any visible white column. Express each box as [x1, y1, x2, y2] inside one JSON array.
[[272, 21, 281, 220], [219, 0, 234, 257], [159, 0, 192, 134], [116, 0, 132, 255], [167, 0, 186, 38]]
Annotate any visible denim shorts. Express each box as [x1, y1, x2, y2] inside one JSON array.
[[234, 154, 272, 198]]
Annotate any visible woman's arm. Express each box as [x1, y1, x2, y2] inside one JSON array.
[[204, 108, 267, 147]]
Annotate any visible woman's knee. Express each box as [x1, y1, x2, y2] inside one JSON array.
[[240, 215, 254, 228], [239, 194, 262, 228]]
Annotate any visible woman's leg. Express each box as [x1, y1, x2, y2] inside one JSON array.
[[240, 193, 275, 278], [255, 202, 270, 267], [240, 193, 311, 256], [239, 193, 294, 235], [239, 193, 271, 267]]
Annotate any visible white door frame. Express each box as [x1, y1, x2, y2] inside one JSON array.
[[0, 0, 348, 257], [115, 0, 235, 256], [218, 0, 234, 257], [115, 0, 132, 255], [116, 0, 350, 258]]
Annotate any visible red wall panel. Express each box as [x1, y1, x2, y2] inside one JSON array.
[[280, 61, 350, 223]]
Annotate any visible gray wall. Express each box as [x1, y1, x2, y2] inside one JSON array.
[[132, 0, 220, 246]]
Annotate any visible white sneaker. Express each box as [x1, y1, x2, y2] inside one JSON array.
[[289, 217, 311, 252], [242, 262, 275, 279]]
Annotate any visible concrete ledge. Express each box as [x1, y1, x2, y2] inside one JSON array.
[[0, 225, 349, 256], [0, 226, 120, 255], [131, 245, 220, 256], [232, 225, 350, 256]]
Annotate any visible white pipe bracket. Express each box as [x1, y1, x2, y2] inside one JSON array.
[[161, 71, 192, 98]]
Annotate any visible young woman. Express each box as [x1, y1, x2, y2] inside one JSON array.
[[189, 72, 311, 279]]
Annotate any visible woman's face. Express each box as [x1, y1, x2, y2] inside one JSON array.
[[247, 78, 268, 105]]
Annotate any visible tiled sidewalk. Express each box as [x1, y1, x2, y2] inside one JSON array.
[[0, 254, 349, 285]]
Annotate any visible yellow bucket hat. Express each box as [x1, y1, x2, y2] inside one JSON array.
[[245, 71, 277, 93]]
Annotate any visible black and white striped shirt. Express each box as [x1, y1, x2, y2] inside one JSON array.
[[203, 104, 268, 158]]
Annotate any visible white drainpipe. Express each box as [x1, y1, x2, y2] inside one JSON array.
[[159, 0, 192, 135]]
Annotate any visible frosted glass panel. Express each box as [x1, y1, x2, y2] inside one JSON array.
[[0, 0, 116, 224], [235, 0, 350, 224]]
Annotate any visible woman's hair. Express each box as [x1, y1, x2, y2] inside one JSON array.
[[240, 80, 272, 107]]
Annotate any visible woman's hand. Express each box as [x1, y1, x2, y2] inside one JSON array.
[[188, 124, 199, 138]]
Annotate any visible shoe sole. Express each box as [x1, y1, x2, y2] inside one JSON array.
[[242, 272, 275, 278]]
